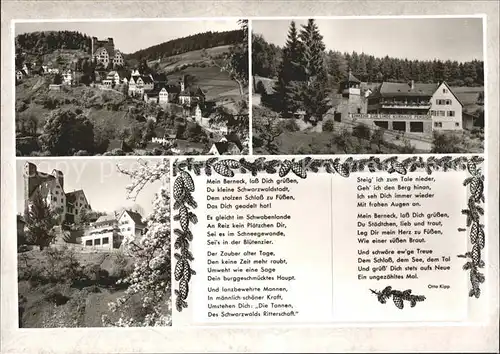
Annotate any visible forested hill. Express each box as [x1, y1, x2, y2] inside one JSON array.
[[126, 30, 244, 62], [253, 34, 484, 87], [15, 31, 92, 55]]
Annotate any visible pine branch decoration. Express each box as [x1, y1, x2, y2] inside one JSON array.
[[371, 286, 426, 309], [458, 159, 485, 298]]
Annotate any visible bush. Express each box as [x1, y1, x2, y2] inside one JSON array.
[[322, 120, 335, 132], [352, 123, 371, 140], [281, 119, 300, 132]]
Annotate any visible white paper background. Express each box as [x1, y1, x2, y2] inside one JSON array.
[[2, 1, 499, 353]]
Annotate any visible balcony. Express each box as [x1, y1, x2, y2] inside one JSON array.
[[349, 113, 432, 121], [380, 101, 431, 109]]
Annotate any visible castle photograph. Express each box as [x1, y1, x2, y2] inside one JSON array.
[[16, 158, 172, 327], [14, 20, 249, 157], [251, 17, 485, 154]]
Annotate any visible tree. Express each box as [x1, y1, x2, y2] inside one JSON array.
[[370, 128, 385, 152], [53, 73, 63, 85], [297, 19, 330, 121], [40, 109, 95, 156], [252, 106, 283, 153], [23, 190, 59, 250], [275, 21, 304, 116], [103, 159, 171, 327]]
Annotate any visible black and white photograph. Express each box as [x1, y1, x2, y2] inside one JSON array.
[[251, 17, 485, 155], [15, 19, 249, 157], [16, 158, 172, 327]]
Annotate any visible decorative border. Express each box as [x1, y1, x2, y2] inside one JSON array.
[[172, 155, 485, 311]]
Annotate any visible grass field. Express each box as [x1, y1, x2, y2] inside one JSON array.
[[152, 45, 232, 72]]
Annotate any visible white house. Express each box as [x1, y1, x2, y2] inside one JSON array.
[[429, 82, 463, 131], [16, 70, 24, 81], [159, 87, 169, 104], [81, 214, 118, 249], [62, 70, 73, 86], [117, 209, 146, 244]]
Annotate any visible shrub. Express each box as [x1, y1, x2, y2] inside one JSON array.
[[352, 123, 371, 140], [322, 119, 335, 132], [282, 119, 300, 132]]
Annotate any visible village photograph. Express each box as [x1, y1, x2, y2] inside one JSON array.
[[251, 17, 485, 154], [15, 19, 249, 157], [16, 158, 172, 327]]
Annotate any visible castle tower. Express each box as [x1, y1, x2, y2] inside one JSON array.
[[179, 75, 185, 92], [24, 162, 38, 210], [51, 169, 64, 190]]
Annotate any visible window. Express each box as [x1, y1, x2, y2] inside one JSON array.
[[61, 198, 63, 202], [393, 121, 406, 132], [455, 122, 460, 127], [94, 239, 101, 246], [53, 197, 56, 201], [447, 111, 455, 117], [127, 227, 131, 231], [410, 122, 424, 133], [85, 240, 92, 246], [55, 191, 59, 195], [75, 209, 78, 215], [439, 111, 445, 117], [443, 88, 448, 94], [102, 237, 109, 244], [447, 99, 452, 105], [434, 122, 443, 128]]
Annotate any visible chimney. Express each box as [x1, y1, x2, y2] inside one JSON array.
[[410, 80, 415, 90]]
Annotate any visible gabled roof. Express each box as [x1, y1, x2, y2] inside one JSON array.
[[212, 141, 240, 155], [94, 214, 117, 224], [179, 87, 205, 97], [377, 82, 439, 97], [348, 72, 361, 83], [65, 189, 86, 205], [121, 210, 145, 226], [151, 73, 168, 82], [141, 75, 153, 84], [438, 81, 464, 107]]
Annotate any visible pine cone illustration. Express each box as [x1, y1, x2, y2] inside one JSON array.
[[393, 295, 404, 309], [174, 259, 184, 281], [467, 160, 477, 176], [179, 206, 189, 232], [213, 162, 235, 177], [183, 262, 192, 282], [471, 244, 481, 265], [180, 171, 195, 192], [393, 162, 407, 175], [179, 279, 189, 300], [222, 159, 241, 169], [334, 162, 350, 177], [279, 160, 292, 177], [173, 177, 185, 201], [204, 165, 212, 176], [470, 222, 479, 243], [478, 225, 485, 249], [291, 162, 307, 179]]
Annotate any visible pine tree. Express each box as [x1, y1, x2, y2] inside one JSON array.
[[297, 19, 330, 121], [23, 190, 59, 250], [299, 19, 326, 81], [275, 21, 304, 116]]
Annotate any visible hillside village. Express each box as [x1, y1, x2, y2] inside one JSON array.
[[252, 19, 485, 155], [15, 29, 249, 157]]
